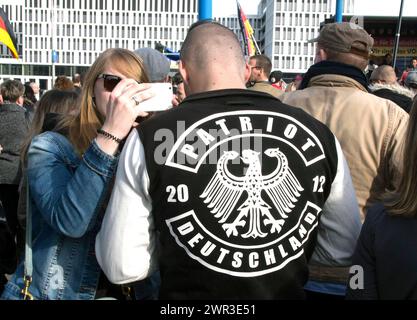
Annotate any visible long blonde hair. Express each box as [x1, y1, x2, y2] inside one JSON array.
[[58, 48, 149, 154], [384, 98, 417, 217]]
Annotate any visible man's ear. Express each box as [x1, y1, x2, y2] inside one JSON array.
[[179, 60, 193, 95], [17, 96, 24, 106], [260, 68, 268, 79], [179, 60, 188, 85], [244, 62, 251, 83], [319, 48, 328, 61], [315, 47, 328, 64]]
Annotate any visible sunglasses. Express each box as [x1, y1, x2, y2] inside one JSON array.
[[96, 73, 122, 92]]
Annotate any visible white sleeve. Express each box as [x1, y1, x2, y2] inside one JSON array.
[[310, 136, 362, 266], [95, 129, 157, 284]]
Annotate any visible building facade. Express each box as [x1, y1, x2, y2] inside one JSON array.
[[0, 0, 199, 89], [0, 0, 359, 89], [259, 0, 354, 74]]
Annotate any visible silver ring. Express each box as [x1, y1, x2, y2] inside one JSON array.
[[132, 95, 140, 106]]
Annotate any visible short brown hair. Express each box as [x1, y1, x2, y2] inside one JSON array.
[[1, 79, 24, 102], [250, 55, 272, 76], [384, 98, 417, 217], [54, 76, 74, 90]]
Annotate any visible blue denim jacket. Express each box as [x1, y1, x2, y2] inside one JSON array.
[[1, 131, 118, 300]]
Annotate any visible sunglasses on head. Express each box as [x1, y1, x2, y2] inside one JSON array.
[[96, 73, 122, 92]]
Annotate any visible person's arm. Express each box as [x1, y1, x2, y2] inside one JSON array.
[[346, 206, 380, 300], [310, 136, 362, 267], [27, 133, 118, 238], [27, 80, 153, 239], [95, 129, 156, 285]]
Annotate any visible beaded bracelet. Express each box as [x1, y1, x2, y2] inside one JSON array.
[[97, 128, 122, 144]]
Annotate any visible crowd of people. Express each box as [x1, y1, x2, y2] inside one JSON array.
[[0, 20, 416, 300]]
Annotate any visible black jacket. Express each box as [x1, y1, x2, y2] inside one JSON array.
[[0, 201, 17, 275], [137, 89, 340, 299], [0, 103, 30, 185], [346, 203, 417, 300]]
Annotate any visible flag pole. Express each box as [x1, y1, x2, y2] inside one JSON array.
[[50, 0, 56, 88], [251, 33, 261, 55], [393, 0, 405, 69]]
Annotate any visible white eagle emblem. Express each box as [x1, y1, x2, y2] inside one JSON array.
[[200, 148, 304, 238]]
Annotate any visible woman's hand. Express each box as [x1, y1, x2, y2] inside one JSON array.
[[172, 94, 181, 107], [97, 79, 154, 155]]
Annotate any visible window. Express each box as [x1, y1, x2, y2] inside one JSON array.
[[276, 0, 281, 11], [276, 13, 281, 25]]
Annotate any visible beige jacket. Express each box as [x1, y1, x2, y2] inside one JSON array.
[[248, 81, 284, 99], [281, 74, 409, 222]]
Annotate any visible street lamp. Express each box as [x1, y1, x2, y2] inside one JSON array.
[[393, 0, 405, 69]]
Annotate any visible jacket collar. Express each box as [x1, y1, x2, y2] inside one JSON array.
[[181, 88, 275, 103], [369, 83, 416, 99], [307, 74, 369, 93], [300, 60, 371, 93], [0, 102, 25, 112]]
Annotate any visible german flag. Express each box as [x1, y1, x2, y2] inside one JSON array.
[[0, 8, 18, 59], [237, 1, 258, 57]]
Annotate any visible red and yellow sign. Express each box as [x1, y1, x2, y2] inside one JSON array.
[[372, 37, 417, 57]]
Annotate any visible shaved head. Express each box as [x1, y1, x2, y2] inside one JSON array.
[[370, 65, 397, 84], [180, 21, 245, 70], [179, 21, 249, 94]]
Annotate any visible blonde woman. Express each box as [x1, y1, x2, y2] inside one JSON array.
[[1, 48, 152, 300], [347, 99, 417, 300]]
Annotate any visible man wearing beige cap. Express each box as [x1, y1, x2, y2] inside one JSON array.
[[281, 22, 409, 298]]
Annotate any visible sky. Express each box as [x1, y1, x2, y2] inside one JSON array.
[[353, 0, 417, 17], [213, 0, 261, 17], [213, 0, 417, 17]]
